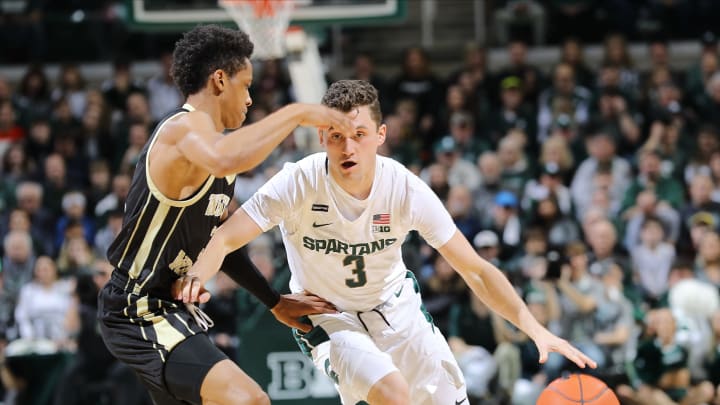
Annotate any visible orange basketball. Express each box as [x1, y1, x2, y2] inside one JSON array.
[[536, 373, 619, 405]]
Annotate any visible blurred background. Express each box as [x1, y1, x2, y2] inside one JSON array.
[[4, 0, 720, 404]]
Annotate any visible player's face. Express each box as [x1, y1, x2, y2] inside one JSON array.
[[321, 105, 386, 183], [220, 59, 253, 129]]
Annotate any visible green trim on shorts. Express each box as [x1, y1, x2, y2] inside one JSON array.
[[406, 271, 435, 333], [324, 358, 339, 384], [292, 316, 330, 358]]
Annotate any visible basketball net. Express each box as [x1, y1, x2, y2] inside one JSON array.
[[218, 0, 295, 60]]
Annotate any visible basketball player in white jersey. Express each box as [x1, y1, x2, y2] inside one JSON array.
[[175, 80, 596, 404]]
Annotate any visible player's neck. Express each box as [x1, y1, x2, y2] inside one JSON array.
[[330, 167, 375, 200], [185, 94, 224, 131]]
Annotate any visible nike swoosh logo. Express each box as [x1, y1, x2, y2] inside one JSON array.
[[394, 285, 404, 297], [456, 398, 468, 405], [312, 222, 333, 228]]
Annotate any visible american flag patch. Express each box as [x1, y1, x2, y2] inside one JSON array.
[[373, 214, 390, 224]]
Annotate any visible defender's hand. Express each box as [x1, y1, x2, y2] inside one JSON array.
[[172, 275, 212, 304], [270, 292, 338, 333], [298, 105, 354, 134]]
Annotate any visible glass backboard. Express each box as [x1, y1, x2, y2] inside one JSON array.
[[126, 0, 407, 31]]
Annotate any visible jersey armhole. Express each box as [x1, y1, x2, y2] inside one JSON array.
[[145, 109, 215, 207]]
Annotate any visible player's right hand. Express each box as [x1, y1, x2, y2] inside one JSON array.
[[270, 292, 338, 333], [298, 104, 354, 135], [172, 274, 212, 304]]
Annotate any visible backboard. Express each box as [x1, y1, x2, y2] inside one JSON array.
[[126, 0, 407, 31]]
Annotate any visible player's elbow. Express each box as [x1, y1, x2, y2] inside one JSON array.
[[206, 153, 237, 178], [210, 148, 259, 176]]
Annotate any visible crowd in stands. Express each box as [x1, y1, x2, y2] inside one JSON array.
[[8, 15, 720, 405]]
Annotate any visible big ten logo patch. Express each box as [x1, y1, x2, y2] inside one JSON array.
[[205, 194, 230, 217], [266, 352, 338, 400], [372, 225, 391, 233]]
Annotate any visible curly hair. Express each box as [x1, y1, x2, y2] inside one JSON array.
[[321, 80, 382, 126], [171, 25, 254, 98]]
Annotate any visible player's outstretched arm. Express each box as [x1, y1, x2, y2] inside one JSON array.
[[174, 207, 265, 303], [437, 230, 598, 369], [172, 207, 336, 332], [175, 104, 353, 177]]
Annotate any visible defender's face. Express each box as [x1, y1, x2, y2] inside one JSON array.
[[221, 59, 253, 129], [320, 105, 385, 183]]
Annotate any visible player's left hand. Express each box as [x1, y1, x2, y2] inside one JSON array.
[[271, 292, 338, 333], [172, 274, 212, 304], [534, 329, 598, 369]]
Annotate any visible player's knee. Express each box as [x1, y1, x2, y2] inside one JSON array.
[[368, 373, 410, 405]]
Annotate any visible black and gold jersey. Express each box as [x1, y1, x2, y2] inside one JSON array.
[[107, 103, 235, 300]]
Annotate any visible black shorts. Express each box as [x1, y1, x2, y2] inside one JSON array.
[[98, 273, 227, 404]]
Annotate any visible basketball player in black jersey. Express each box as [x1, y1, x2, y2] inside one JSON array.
[[98, 25, 351, 405]]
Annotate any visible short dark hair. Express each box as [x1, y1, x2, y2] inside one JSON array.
[[171, 25, 254, 98], [321, 80, 382, 126]]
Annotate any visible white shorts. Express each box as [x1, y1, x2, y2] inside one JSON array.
[[294, 273, 468, 404]]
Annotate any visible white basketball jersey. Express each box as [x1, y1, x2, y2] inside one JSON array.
[[242, 153, 456, 312]]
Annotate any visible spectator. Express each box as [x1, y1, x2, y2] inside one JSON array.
[[622, 148, 686, 213], [378, 114, 421, 168], [623, 189, 681, 251], [118, 121, 149, 176], [617, 308, 714, 405], [537, 62, 592, 142], [678, 174, 720, 254], [486, 75, 536, 149], [41, 153, 70, 219], [51, 64, 87, 120], [14, 181, 53, 242], [101, 58, 144, 113], [558, 37, 594, 89], [586, 219, 627, 280], [93, 209, 123, 259], [446, 185, 482, 241], [685, 125, 720, 185], [522, 161, 573, 219], [630, 216, 676, 304], [482, 190, 523, 260], [571, 130, 631, 221], [2, 230, 35, 305], [0, 102, 25, 157], [94, 173, 130, 221], [473, 230, 502, 267], [12, 65, 52, 126], [56, 236, 95, 277], [590, 87, 641, 158], [526, 192, 580, 249], [390, 47, 443, 143], [473, 152, 504, 223], [498, 130, 533, 196], [696, 231, 720, 287], [601, 33, 640, 98], [14, 256, 73, 342], [493, 39, 545, 108], [54, 191, 95, 252], [423, 136, 481, 192], [147, 51, 182, 121]]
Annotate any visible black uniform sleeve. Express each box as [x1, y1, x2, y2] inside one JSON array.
[[220, 246, 281, 308]]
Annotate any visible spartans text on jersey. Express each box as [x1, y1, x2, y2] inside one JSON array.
[[302, 237, 398, 256]]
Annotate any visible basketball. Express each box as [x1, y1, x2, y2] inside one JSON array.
[[536, 374, 619, 405]]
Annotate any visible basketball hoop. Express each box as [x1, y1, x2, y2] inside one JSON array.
[[218, 0, 295, 60]]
